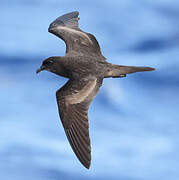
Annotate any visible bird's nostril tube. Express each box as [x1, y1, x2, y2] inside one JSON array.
[[36, 68, 41, 73], [36, 66, 45, 73]]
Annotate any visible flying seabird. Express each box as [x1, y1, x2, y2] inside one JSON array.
[[36, 11, 155, 169]]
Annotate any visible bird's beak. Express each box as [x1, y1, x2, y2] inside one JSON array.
[[36, 65, 45, 74]]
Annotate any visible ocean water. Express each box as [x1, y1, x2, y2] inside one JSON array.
[[0, 1, 179, 180]]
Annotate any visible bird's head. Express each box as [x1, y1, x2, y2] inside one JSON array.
[[36, 57, 57, 74]]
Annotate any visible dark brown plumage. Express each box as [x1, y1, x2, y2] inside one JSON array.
[[36, 11, 155, 169]]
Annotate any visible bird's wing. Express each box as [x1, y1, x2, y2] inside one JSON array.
[[48, 11, 104, 58], [56, 77, 103, 169]]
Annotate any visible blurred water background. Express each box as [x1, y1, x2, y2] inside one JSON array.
[[0, 0, 179, 180]]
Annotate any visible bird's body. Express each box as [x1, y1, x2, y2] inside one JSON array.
[[48, 56, 107, 79], [37, 11, 155, 169]]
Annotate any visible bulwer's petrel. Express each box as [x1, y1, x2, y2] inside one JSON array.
[[37, 11, 155, 169]]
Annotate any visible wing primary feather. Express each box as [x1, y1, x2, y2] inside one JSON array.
[[49, 11, 79, 30], [66, 128, 91, 169], [71, 123, 91, 153], [72, 115, 89, 137], [70, 124, 91, 157], [66, 130, 86, 165]]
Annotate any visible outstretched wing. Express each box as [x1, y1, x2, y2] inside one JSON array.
[[56, 77, 103, 169], [48, 11, 104, 58]]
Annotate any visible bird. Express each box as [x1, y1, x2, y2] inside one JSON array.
[[36, 11, 155, 169]]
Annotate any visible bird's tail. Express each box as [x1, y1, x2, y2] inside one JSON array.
[[104, 64, 155, 78]]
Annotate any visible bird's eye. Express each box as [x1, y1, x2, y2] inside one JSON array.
[[48, 60, 53, 64], [43, 60, 53, 66]]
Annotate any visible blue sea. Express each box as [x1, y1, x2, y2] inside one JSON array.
[[1, 1, 179, 180]]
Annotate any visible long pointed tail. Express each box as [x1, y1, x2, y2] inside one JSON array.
[[104, 64, 155, 78]]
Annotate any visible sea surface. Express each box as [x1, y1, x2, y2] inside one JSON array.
[[0, 1, 179, 180]]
